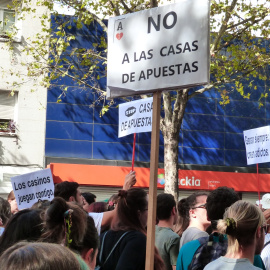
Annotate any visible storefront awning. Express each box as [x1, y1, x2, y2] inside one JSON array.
[[48, 163, 270, 193]]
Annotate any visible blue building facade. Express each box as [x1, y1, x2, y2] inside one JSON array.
[[45, 15, 270, 175]]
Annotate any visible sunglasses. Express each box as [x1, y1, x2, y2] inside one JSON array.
[[192, 203, 206, 209]]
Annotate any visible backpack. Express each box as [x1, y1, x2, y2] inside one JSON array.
[[188, 233, 228, 270]]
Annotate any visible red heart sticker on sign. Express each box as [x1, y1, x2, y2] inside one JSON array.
[[116, 33, 123, 40]]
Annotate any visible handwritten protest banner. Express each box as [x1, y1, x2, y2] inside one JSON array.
[[243, 126, 270, 165], [119, 97, 153, 137], [107, 0, 210, 99], [11, 168, 54, 210]]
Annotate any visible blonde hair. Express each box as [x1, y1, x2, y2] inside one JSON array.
[[217, 201, 265, 255]]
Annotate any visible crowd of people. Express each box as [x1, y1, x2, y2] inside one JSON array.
[[0, 171, 269, 270]]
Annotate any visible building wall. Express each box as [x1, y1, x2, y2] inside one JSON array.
[[45, 16, 270, 173], [0, 1, 49, 195]]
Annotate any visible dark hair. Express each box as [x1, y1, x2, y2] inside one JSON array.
[[82, 192, 96, 205], [41, 197, 87, 247], [0, 197, 11, 225], [175, 192, 208, 236], [114, 189, 165, 270], [178, 191, 208, 221], [88, 202, 107, 213], [71, 216, 99, 260], [114, 188, 148, 233], [0, 242, 81, 270], [206, 187, 240, 229], [174, 198, 190, 236], [156, 193, 176, 220], [0, 209, 43, 255], [54, 181, 79, 201]]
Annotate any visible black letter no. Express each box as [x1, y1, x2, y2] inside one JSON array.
[[163, 11, 177, 29]]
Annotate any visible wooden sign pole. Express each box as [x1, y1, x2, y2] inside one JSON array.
[[145, 91, 161, 270]]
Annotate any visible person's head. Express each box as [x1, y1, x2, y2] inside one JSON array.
[[178, 191, 210, 230], [0, 197, 11, 227], [206, 187, 240, 230], [54, 181, 84, 206], [88, 202, 107, 213], [156, 193, 176, 223], [0, 209, 43, 255], [217, 200, 265, 255], [0, 242, 81, 270], [113, 188, 148, 233], [31, 199, 51, 211], [41, 197, 87, 247], [107, 194, 119, 211], [82, 192, 96, 212], [72, 216, 99, 270], [7, 190, 18, 214]]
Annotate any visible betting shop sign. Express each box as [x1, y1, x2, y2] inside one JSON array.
[[107, 0, 210, 99], [119, 97, 153, 137], [11, 168, 54, 210], [243, 126, 270, 165]]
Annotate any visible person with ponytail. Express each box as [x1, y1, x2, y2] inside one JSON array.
[[204, 200, 266, 270], [41, 197, 87, 246], [40, 197, 90, 269], [97, 188, 165, 270]]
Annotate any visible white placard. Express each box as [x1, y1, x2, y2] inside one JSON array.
[[119, 97, 153, 137], [243, 126, 270, 165], [11, 168, 54, 210], [107, 0, 210, 99]]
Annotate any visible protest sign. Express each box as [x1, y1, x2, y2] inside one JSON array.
[[118, 97, 153, 137], [107, 0, 210, 99], [243, 126, 270, 165], [11, 168, 54, 210]]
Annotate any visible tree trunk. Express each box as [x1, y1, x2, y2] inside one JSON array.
[[160, 90, 189, 202], [164, 135, 179, 203]]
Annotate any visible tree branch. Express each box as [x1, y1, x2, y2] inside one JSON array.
[[211, 0, 238, 55], [188, 64, 261, 100], [172, 89, 189, 134], [109, 1, 120, 16], [120, 0, 133, 13], [60, 0, 108, 32], [150, 0, 158, 8]]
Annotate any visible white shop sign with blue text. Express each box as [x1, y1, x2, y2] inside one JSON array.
[[119, 97, 153, 137], [243, 126, 270, 165], [107, 0, 210, 99], [11, 168, 54, 210]]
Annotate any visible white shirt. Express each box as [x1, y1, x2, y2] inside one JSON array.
[[261, 233, 270, 270], [89, 212, 103, 235]]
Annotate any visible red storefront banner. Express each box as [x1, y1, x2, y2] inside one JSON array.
[[48, 163, 270, 192]]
